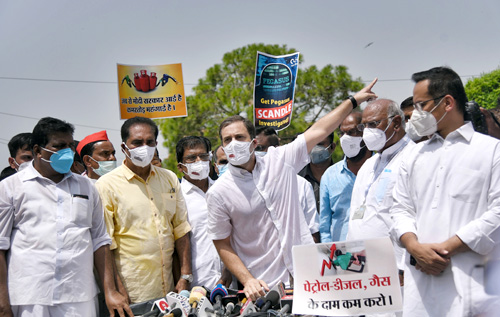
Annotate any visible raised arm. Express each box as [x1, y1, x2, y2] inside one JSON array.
[[304, 78, 378, 153]]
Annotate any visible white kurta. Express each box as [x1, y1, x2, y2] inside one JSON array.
[[207, 134, 314, 288], [391, 122, 500, 316], [181, 177, 222, 289], [348, 135, 414, 270]]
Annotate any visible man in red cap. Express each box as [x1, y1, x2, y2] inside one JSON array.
[[77, 131, 117, 182]]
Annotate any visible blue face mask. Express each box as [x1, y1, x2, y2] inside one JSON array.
[[41, 147, 75, 174], [217, 164, 228, 176]]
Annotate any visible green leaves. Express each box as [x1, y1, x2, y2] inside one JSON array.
[[465, 68, 500, 110]]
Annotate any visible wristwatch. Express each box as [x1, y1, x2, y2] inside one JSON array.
[[180, 274, 193, 283]]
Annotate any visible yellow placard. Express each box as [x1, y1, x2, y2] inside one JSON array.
[[117, 63, 187, 119]]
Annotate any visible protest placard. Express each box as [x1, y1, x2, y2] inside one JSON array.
[[253, 51, 299, 131], [293, 237, 403, 316], [117, 63, 187, 119]]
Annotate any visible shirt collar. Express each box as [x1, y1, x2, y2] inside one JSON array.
[[340, 156, 350, 172], [121, 160, 155, 181], [19, 161, 74, 183], [227, 158, 255, 178], [181, 176, 213, 192], [380, 134, 411, 161], [428, 121, 474, 144]]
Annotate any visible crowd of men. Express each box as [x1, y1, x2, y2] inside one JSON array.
[[0, 66, 500, 317]]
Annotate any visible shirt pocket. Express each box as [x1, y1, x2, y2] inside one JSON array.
[[449, 168, 484, 204], [161, 192, 177, 221], [375, 172, 395, 205], [70, 197, 92, 228]]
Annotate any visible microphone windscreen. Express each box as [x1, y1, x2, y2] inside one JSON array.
[[210, 284, 228, 303], [179, 290, 191, 299], [265, 290, 280, 305], [189, 286, 207, 304]]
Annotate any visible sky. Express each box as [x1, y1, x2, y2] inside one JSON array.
[[1, 0, 499, 164]]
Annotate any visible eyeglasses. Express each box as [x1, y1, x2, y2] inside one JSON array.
[[413, 95, 446, 112], [357, 116, 394, 132], [338, 128, 362, 137], [183, 153, 212, 163]]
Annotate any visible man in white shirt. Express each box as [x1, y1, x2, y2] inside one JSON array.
[[347, 99, 414, 296], [207, 79, 378, 300], [392, 67, 500, 316], [176, 136, 231, 289], [0, 117, 131, 317]]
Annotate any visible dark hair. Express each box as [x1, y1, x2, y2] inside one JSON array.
[[411, 67, 467, 114], [73, 141, 84, 165], [213, 145, 223, 162], [80, 141, 98, 159], [400, 96, 413, 110], [256, 126, 280, 147], [8, 132, 32, 157], [0, 166, 16, 181], [176, 136, 212, 163], [219, 115, 256, 141], [121, 116, 159, 143], [31, 117, 74, 149]]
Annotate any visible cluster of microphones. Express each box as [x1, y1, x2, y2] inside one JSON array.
[[126, 282, 293, 317]]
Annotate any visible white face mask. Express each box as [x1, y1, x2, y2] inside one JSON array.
[[123, 143, 156, 168], [182, 160, 210, 180], [409, 98, 446, 137], [223, 140, 254, 166], [405, 121, 422, 141], [340, 135, 363, 158], [89, 156, 117, 176], [362, 118, 394, 151], [255, 151, 267, 157]]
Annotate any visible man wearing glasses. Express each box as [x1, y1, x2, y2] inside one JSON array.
[[176, 136, 231, 289], [319, 112, 372, 243], [392, 67, 500, 316], [347, 99, 414, 291]]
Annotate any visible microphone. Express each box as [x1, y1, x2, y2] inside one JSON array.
[[179, 290, 191, 299], [221, 295, 238, 317], [161, 307, 183, 317], [142, 306, 161, 317], [260, 290, 280, 312], [279, 303, 290, 314], [209, 283, 228, 313], [188, 286, 207, 317]]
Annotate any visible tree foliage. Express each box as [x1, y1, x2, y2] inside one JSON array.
[[465, 68, 500, 109], [157, 43, 363, 172]]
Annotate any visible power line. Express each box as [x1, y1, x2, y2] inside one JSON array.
[[0, 111, 120, 132], [0, 76, 197, 86], [360, 75, 478, 83], [0, 74, 482, 86]]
